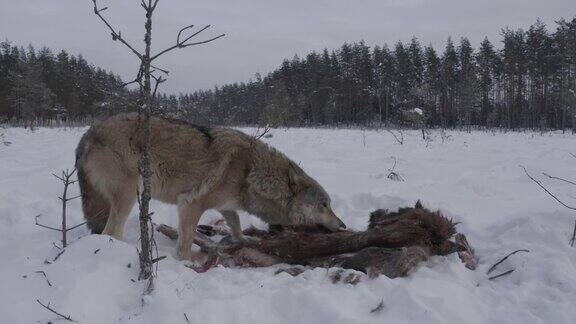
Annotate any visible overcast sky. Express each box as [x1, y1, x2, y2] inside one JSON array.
[[1, 0, 574, 94]]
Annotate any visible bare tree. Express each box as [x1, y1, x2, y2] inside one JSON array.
[[89, 0, 224, 293], [35, 168, 85, 248]]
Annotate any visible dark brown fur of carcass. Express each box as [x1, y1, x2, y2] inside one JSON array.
[[157, 201, 465, 278]]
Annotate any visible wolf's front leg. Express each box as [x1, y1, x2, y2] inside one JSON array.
[[176, 202, 204, 262]]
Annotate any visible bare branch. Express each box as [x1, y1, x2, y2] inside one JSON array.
[[35, 214, 61, 232], [254, 124, 272, 140], [150, 64, 170, 75], [151, 255, 166, 264], [151, 0, 160, 11], [522, 166, 576, 210], [151, 74, 167, 100], [91, 0, 143, 59], [150, 24, 225, 61], [177, 24, 196, 44], [36, 299, 77, 322], [52, 173, 65, 182], [65, 221, 87, 232], [542, 172, 576, 186], [179, 33, 226, 48], [386, 129, 404, 145], [67, 168, 77, 177], [179, 25, 211, 45]]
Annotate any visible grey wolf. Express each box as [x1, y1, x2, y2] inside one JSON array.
[[75, 113, 345, 261]]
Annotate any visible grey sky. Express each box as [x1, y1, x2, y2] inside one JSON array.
[[1, 0, 574, 94]]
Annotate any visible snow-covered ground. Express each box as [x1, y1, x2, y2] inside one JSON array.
[[1, 126, 575, 324]]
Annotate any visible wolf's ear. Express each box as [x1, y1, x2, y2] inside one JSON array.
[[288, 162, 303, 194]]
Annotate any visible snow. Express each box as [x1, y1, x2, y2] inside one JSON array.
[[1, 126, 575, 324]]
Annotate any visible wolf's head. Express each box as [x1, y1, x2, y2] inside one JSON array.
[[286, 163, 346, 231]]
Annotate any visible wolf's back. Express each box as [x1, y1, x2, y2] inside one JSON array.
[[75, 128, 110, 233]]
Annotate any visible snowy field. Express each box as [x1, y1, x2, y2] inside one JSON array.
[[1, 126, 575, 324]]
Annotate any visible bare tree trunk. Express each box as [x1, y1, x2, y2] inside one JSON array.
[[90, 0, 224, 294], [137, 1, 154, 288]]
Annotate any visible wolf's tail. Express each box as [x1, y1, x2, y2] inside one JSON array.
[[76, 131, 109, 234]]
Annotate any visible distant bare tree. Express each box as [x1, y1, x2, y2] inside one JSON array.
[[0, 126, 11, 146], [89, 0, 224, 293]]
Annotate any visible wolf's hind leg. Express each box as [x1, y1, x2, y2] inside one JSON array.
[[102, 183, 137, 240], [176, 202, 205, 262], [220, 210, 244, 241]]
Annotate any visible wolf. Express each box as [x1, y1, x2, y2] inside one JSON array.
[[75, 113, 345, 261]]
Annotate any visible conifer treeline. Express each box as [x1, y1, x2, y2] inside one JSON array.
[[175, 17, 576, 130], [1, 17, 575, 131], [0, 41, 130, 123]]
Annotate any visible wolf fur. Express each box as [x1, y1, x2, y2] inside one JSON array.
[[75, 113, 345, 261]]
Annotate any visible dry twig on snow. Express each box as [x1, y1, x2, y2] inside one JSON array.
[[486, 249, 529, 280], [36, 299, 77, 322], [522, 165, 576, 246]]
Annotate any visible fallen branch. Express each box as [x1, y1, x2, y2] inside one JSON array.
[[488, 269, 515, 280], [486, 249, 529, 275], [36, 299, 77, 322], [35, 270, 52, 287]]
